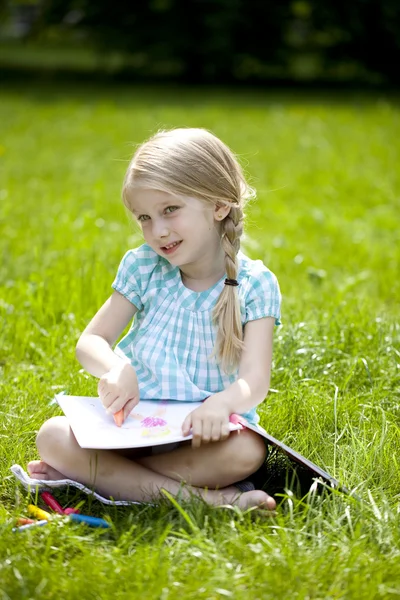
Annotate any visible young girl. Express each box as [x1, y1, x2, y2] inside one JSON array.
[[28, 128, 281, 511]]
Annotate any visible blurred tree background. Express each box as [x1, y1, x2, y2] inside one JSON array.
[[0, 0, 399, 85]]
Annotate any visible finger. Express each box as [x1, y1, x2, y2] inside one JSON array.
[[220, 422, 230, 441], [182, 415, 192, 437], [191, 420, 203, 448], [97, 380, 111, 398], [114, 398, 138, 427], [102, 391, 114, 403], [100, 391, 118, 410], [201, 420, 212, 444], [107, 395, 127, 414], [123, 397, 139, 420], [210, 420, 222, 443]]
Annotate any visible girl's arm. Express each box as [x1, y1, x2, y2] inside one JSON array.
[[76, 290, 138, 377], [212, 316, 276, 414], [182, 317, 275, 445]]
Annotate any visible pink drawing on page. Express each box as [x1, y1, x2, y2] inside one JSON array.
[[129, 405, 172, 438]]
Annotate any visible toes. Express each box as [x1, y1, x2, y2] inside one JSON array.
[[27, 460, 53, 480], [27, 460, 43, 476], [253, 491, 276, 510], [263, 495, 277, 511], [238, 490, 277, 511]]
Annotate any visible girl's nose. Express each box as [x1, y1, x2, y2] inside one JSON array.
[[152, 218, 169, 239]]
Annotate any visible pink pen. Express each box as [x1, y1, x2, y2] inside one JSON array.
[[40, 491, 65, 515], [229, 414, 246, 427], [63, 507, 80, 515]]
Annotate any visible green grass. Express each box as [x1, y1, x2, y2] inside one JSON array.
[[1, 81, 400, 598]]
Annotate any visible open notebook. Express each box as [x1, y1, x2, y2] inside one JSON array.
[[55, 394, 243, 449], [11, 394, 352, 506]]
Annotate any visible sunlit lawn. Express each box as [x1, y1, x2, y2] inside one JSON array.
[[0, 80, 399, 599]]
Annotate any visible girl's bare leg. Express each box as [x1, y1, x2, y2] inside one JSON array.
[[28, 416, 276, 510], [136, 428, 267, 489]]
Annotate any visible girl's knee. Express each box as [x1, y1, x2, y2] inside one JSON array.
[[232, 430, 267, 475], [36, 416, 73, 456]]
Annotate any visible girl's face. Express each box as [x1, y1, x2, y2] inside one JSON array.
[[130, 189, 229, 278]]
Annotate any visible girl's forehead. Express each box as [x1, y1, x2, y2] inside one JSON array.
[[132, 189, 177, 205], [130, 189, 209, 212]]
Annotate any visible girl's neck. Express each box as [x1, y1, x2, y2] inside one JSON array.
[[180, 259, 225, 292]]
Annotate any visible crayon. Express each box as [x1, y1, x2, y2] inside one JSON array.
[[27, 504, 52, 521], [13, 513, 110, 533], [113, 408, 124, 427], [63, 507, 80, 515], [16, 517, 36, 526], [12, 519, 48, 533], [69, 513, 110, 528], [40, 491, 65, 514]]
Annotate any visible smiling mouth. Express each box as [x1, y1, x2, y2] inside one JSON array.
[[161, 241, 182, 254]]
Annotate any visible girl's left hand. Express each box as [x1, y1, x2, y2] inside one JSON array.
[[182, 396, 231, 448]]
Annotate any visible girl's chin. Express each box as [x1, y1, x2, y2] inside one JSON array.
[[159, 253, 182, 263]]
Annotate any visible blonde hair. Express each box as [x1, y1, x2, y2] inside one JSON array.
[[122, 128, 255, 372]]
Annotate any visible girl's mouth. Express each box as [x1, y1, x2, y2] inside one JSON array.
[[161, 241, 182, 255]]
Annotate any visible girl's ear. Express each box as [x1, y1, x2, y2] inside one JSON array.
[[214, 204, 231, 221]]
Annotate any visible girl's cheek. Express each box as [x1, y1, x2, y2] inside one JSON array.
[[170, 214, 184, 226]]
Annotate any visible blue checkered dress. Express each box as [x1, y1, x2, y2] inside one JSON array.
[[112, 244, 281, 425]]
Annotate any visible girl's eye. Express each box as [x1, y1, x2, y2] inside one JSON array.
[[137, 214, 150, 222], [165, 206, 179, 214]]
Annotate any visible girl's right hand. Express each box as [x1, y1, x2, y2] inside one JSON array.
[[98, 362, 140, 422]]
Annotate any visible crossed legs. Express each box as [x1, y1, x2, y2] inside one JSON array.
[[28, 416, 276, 510]]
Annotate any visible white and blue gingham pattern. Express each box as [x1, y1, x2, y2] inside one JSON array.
[[112, 244, 281, 425]]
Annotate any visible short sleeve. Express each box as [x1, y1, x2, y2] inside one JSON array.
[[244, 269, 282, 325], [111, 250, 143, 310]]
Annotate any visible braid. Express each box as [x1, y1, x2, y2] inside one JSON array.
[[212, 204, 244, 372]]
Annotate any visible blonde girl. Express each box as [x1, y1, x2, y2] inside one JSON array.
[[28, 128, 281, 511]]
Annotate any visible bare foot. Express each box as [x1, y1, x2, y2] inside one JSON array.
[[234, 489, 276, 512], [206, 486, 277, 511], [27, 460, 66, 481]]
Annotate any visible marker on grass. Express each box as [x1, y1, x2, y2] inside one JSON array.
[[12, 520, 48, 533], [13, 513, 111, 532], [68, 514, 110, 528], [40, 491, 80, 514], [27, 504, 52, 521], [38, 490, 80, 516], [16, 517, 36, 526], [40, 491, 65, 514], [63, 507, 80, 515]]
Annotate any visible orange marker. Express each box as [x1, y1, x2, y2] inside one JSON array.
[[113, 409, 124, 427], [16, 517, 36, 526]]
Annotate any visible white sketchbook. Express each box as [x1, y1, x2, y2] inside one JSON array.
[[10, 395, 347, 506], [55, 394, 243, 450]]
